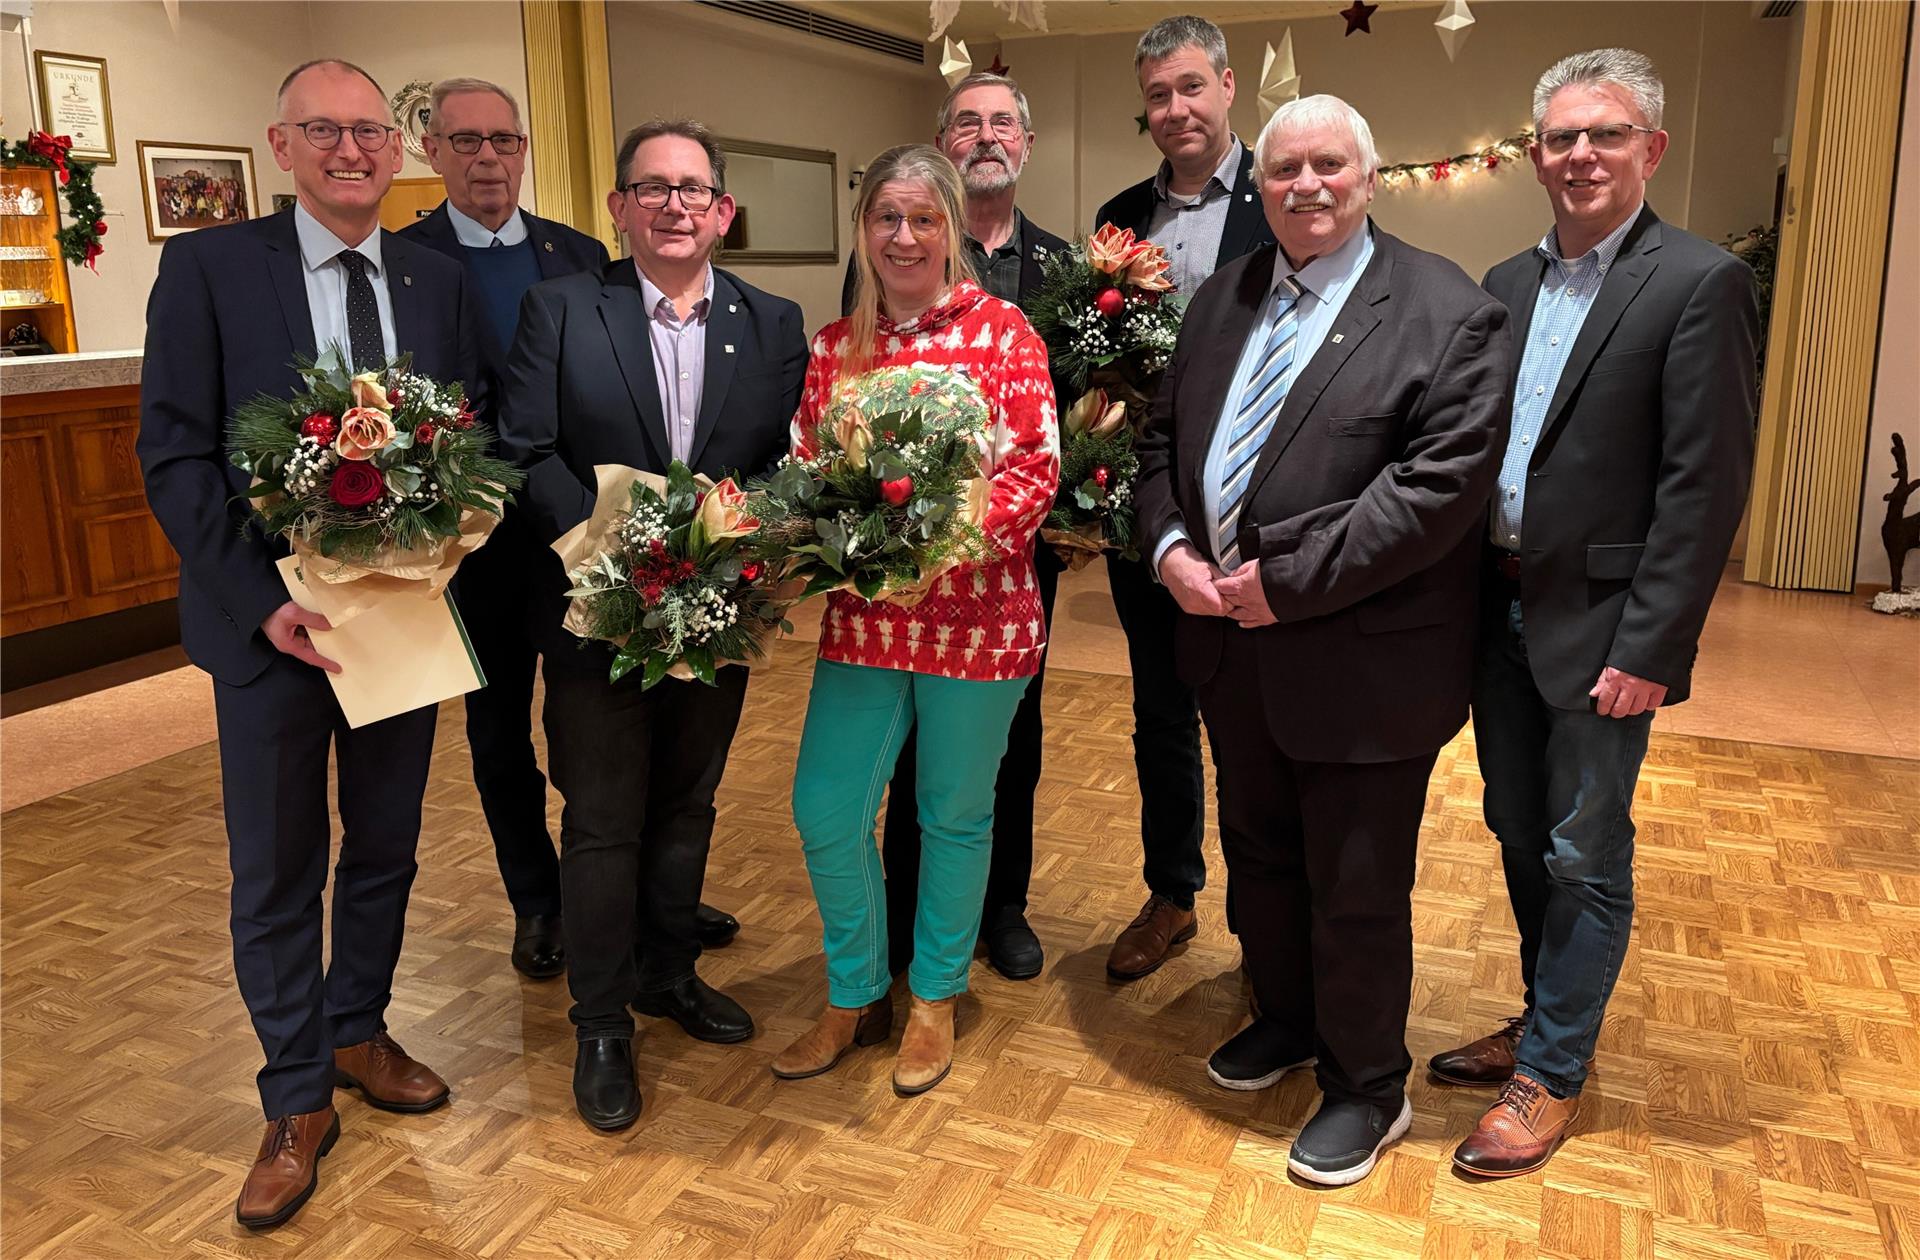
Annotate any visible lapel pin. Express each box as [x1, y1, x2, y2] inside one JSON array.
[[1332, 333, 1344, 344], [725, 344, 735, 354], [543, 241, 554, 252], [1244, 193, 1253, 202], [728, 303, 738, 313], [403, 275, 413, 287]]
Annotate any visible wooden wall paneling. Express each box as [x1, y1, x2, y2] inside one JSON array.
[[0, 427, 74, 617]]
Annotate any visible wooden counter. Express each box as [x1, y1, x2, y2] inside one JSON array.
[[1, 353, 179, 643]]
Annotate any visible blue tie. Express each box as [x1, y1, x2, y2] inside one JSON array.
[[1217, 275, 1304, 568]]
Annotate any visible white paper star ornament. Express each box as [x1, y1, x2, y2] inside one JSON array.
[[1258, 30, 1302, 125], [939, 38, 972, 87], [1435, 0, 1476, 62]]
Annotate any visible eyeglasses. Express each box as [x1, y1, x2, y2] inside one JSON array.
[[864, 209, 946, 240], [443, 131, 526, 156], [621, 181, 719, 211], [283, 120, 397, 152], [947, 112, 1024, 140], [1537, 123, 1658, 155]]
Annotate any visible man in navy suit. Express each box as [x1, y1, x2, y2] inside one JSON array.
[[137, 59, 488, 1230], [495, 118, 806, 1131], [401, 79, 740, 982], [1092, 15, 1278, 983]]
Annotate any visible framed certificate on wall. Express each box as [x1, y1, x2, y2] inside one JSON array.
[[34, 51, 116, 164]]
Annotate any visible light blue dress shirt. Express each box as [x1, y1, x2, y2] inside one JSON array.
[[1491, 204, 1642, 550], [1156, 222, 1377, 572], [444, 200, 529, 247], [293, 202, 397, 370]]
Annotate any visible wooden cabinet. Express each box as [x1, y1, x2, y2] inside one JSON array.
[[0, 165, 79, 355], [1, 383, 178, 637]]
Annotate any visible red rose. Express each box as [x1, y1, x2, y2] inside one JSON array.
[[454, 405, 476, 430], [1095, 288, 1126, 318], [328, 461, 385, 508], [415, 422, 437, 445], [880, 476, 914, 506], [641, 583, 664, 604], [387, 388, 403, 405], [301, 413, 337, 442]]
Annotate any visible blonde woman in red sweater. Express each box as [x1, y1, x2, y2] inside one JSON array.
[[772, 145, 1059, 1095]]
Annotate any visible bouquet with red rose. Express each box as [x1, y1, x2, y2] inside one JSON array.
[[554, 461, 789, 687], [749, 362, 991, 604], [1026, 223, 1183, 564], [227, 346, 521, 583]]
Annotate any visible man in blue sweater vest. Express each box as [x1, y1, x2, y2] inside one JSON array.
[[402, 78, 741, 982]]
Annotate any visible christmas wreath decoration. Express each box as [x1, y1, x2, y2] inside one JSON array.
[[0, 131, 109, 270]]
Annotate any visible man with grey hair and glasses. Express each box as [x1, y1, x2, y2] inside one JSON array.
[[835, 71, 1069, 984], [1093, 14, 1278, 985], [1431, 48, 1755, 1178]]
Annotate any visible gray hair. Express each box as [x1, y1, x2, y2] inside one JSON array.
[[1532, 48, 1664, 130], [1256, 94, 1379, 177], [430, 77, 523, 132], [1134, 15, 1228, 76], [615, 117, 726, 194], [936, 73, 1031, 135]]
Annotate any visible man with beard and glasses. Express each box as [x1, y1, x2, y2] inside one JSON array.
[[833, 72, 1070, 984]]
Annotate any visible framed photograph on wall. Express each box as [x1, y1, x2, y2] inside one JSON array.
[[136, 141, 259, 241], [34, 51, 116, 163]]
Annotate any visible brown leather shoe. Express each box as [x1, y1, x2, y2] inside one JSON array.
[[1106, 894, 1197, 980], [333, 1031, 450, 1113], [234, 1106, 339, 1230], [770, 996, 894, 1080], [892, 995, 956, 1096], [1452, 1074, 1579, 1177], [1429, 1015, 1525, 1086]]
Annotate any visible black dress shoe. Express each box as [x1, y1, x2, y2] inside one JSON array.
[[980, 905, 1043, 980], [511, 914, 565, 979], [632, 974, 755, 1043], [573, 1037, 640, 1131], [694, 902, 740, 949]]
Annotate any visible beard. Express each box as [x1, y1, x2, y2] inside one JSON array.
[[961, 142, 1022, 194]]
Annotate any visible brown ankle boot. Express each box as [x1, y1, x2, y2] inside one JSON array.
[[770, 996, 893, 1080], [893, 995, 957, 1096]]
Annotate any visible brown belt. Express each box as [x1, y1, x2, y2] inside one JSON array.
[[1491, 550, 1522, 580]]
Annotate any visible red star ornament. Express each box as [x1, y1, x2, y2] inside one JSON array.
[[1339, 0, 1379, 35]]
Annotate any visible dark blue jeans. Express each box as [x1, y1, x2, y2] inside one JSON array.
[[1472, 587, 1651, 1098]]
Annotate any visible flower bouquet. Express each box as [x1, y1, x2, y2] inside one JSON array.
[[553, 462, 791, 688], [1026, 223, 1184, 564], [751, 362, 992, 604], [226, 347, 522, 725]]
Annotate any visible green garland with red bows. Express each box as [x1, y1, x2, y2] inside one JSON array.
[[0, 131, 108, 270]]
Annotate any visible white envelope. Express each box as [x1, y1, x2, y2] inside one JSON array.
[[277, 555, 485, 729]]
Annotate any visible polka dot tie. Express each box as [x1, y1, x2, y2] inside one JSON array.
[[338, 250, 384, 371]]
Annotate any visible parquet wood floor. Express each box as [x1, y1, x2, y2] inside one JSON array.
[[3, 653, 1918, 1259]]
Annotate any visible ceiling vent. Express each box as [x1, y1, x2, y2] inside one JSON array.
[[695, 2, 926, 64], [1753, 1, 1800, 18]]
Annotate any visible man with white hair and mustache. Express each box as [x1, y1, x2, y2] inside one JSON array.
[[836, 71, 1069, 984], [1135, 93, 1509, 1185]]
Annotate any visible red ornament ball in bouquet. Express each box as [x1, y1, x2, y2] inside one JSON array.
[[328, 461, 385, 508], [880, 476, 915, 506], [415, 422, 437, 445], [1095, 287, 1127, 318], [301, 413, 338, 442], [1093, 465, 1111, 488], [740, 561, 762, 583]]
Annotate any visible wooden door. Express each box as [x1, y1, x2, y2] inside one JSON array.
[[380, 177, 446, 232]]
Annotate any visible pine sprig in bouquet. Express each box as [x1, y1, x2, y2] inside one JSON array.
[[1026, 224, 1182, 564], [750, 363, 992, 604], [227, 346, 520, 567], [557, 463, 786, 688]]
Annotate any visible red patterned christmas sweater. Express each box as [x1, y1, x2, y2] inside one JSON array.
[[789, 281, 1060, 682]]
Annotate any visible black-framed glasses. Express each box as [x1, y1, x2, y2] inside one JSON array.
[[620, 181, 719, 211], [1538, 123, 1658, 155], [947, 112, 1023, 140], [444, 131, 526, 156], [282, 120, 398, 152]]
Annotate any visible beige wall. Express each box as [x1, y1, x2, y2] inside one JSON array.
[[1858, 9, 1919, 588], [1003, 0, 1792, 281], [605, 0, 943, 335], [0, 0, 532, 352]]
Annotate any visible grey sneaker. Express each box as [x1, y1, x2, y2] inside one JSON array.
[[1287, 1095, 1412, 1186]]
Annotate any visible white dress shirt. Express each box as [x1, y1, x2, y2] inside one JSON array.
[[444, 200, 530, 248], [293, 202, 397, 369]]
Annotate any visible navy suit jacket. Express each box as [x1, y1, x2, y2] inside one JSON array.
[[1094, 141, 1275, 273], [137, 210, 490, 686], [494, 258, 808, 649]]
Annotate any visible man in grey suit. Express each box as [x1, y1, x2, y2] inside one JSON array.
[[1433, 48, 1756, 1178], [1136, 94, 1509, 1186]]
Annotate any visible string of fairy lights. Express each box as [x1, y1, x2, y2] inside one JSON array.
[[1377, 131, 1535, 191]]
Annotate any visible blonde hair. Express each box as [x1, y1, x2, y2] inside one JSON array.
[[844, 144, 977, 373]]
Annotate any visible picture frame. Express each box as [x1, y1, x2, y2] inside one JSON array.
[[136, 141, 260, 241], [714, 139, 838, 264], [34, 51, 116, 164]]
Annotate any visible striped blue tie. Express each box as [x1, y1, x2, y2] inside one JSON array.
[[1217, 275, 1304, 569]]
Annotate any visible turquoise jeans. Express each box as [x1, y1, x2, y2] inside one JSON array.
[[792, 659, 1030, 1005]]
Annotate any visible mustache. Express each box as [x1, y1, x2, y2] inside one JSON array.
[[1284, 191, 1336, 210], [962, 141, 1012, 170]]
